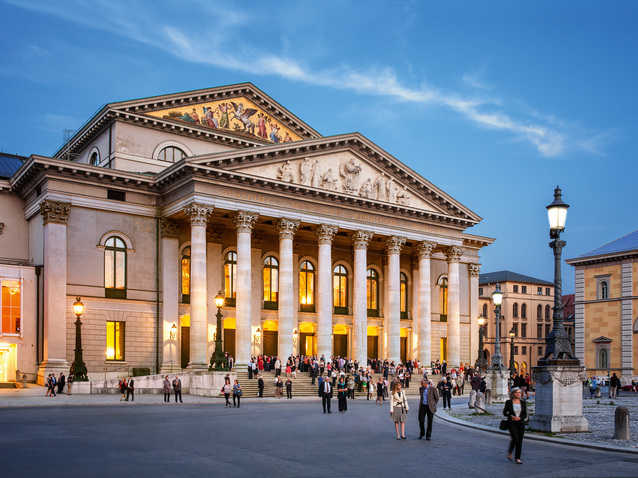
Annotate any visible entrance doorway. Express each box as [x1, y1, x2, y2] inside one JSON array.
[[400, 337, 407, 364], [180, 326, 190, 369], [440, 337, 447, 362], [300, 333, 316, 356], [263, 331, 278, 356], [333, 334, 347, 357], [224, 329, 236, 359], [367, 336, 379, 359]]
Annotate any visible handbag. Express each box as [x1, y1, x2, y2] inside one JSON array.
[[499, 419, 509, 431], [236, 389, 242, 396]]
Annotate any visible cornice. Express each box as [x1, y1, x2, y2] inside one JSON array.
[[566, 251, 638, 267]]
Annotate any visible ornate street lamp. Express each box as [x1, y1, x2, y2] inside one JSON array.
[[209, 291, 228, 371], [70, 297, 88, 381], [489, 283, 505, 370], [539, 186, 577, 364], [509, 327, 516, 375], [254, 327, 261, 343], [170, 323, 177, 340], [476, 315, 487, 370], [293, 329, 299, 345]]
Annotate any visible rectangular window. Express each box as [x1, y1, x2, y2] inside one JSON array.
[[537, 287, 543, 295], [521, 324, 527, 338], [479, 287, 483, 297], [538, 346, 543, 355], [537, 324, 543, 338], [1, 280, 21, 334], [106, 321, 125, 361], [522, 286, 527, 294], [512, 323, 518, 336], [545, 324, 551, 336], [513, 285, 519, 293], [513, 346, 519, 355], [522, 346, 527, 355], [545, 288, 550, 296]]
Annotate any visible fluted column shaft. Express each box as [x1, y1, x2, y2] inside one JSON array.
[[234, 212, 258, 365], [352, 231, 373, 366], [386, 236, 406, 364], [277, 219, 299, 362], [417, 242, 436, 369], [315, 225, 338, 360], [446, 246, 463, 367]]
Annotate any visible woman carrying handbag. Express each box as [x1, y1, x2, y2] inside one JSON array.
[[503, 387, 527, 464], [389, 382, 409, 440]]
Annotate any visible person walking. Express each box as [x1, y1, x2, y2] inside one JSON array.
[[222, 377, 232, 407], [418, 378, 439, 440], [610, 373, 621, 398], [390, 382, 409, 439], [67, 374, 73, 395], [320, 377, 333, 413], [589, 376, 598, 399], [376, 378, 384, 405], [173, 375, 183, 403], [232, 379, 242, 407], [57, 373, 66, 395], [285, 378, 293, 399], [126, 376, 135, 402], [503, 387, 527, 465], [274, 376, 284, 398], [163, 376, 171, 403], [119, 377, 127, 401], [437, 376, 452, 410], [257, 375, 264, 397], [337, 377, 348, 413]]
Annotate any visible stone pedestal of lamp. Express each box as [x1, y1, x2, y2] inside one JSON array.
[[485, 368, 509, 402]]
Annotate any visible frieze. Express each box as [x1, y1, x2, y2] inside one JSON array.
[[315, 224, 339, 245], [160, 218, 180, 238], [532, 369, 587, 386], [40, 200, 71, 225], [184, 203, 213, 227], [351, 230, 374, 250], [206, 224, 224, 242], [234, 211, 259, 233], [276, 218, 300, 239]]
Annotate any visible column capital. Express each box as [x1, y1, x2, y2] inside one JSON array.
[[469, 263, 481, 276], [160, 218, 180, 238], [184, 203, 213, 227], [351, 230, 374, 250], [40, 200, 71, 225], [385, 236, 406, 255], [315, 224, 339, 245], [445, 246, 464, 263], [416, 241, 437, 259], [276, 218, 300, 239], [234, 211, 259, 233]]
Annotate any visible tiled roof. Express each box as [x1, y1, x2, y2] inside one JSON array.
[[479, 270, 553, 286], [577, 229, 638, 258], [0, 152, 26, 179]]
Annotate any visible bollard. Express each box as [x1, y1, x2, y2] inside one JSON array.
[[476, 391, 486, 414], [22, 373, 28, 388], [485, 388, 492, 405], [595, 386, 602, 398], [614, 406, 631, 440]]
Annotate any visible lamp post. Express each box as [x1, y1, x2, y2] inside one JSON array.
[[489, 283, 504, 370], [509, 327, 516, 375], [476, 315, 487, 370], [209, 291, 228, 371], [70, 297, 88, 381]]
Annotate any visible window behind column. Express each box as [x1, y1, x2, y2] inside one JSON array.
[[1, 280, 21, 334], [400, 272, 408, 319], [181, 246, 190, 304], [263, 256, 279, 310], [439, 278, 447, 321], [106, 321, 125, 361], [224, 251, 237, 307], [366, 268, 378, 317], [105, 236, 127, 299], [299, 260, 315, 312], [333, 265, 348, 315]]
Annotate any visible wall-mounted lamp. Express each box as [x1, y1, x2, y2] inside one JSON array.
[[170, 323, 177, 340], [254, 327, 261, 343], [293, 329, 298, 344]]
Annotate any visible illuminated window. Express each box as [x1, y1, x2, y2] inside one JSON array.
[[224, 251, 237, 307], [400, 272, 408, 319], [299, 261, 315, 312], [106, 321, 125, 361], [513, 303, 519, 318], [105, 236, 126, 299], [158, 146, 186, 162], [263, 256, 279, 309], [366, 269, 379, 317], [181, 246, 190, 304], [1, 280, 21, 334], [439, 278, 448, 321], [333, 265, 348, 315]]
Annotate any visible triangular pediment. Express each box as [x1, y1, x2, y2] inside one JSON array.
[[592, 336, 612, 343]]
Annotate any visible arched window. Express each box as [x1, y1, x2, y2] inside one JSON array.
[[224, 251, 237, 307], [521, 303, 527, 319], [366, 268, 379, 317], [513, 303, 519, 318], [158, 146, 187, 162], [299, 260, 315, 312], [482, 303, 488, 317], [263, 256, 279, 309], [181, 246, 190, 303], [333, 265, 348, 315], [89, 150, 100, 166], [545, 305, 551, 321], [439, 278, 448, 321], [400, 272, 408, 319], [105, 236, 127, 298], [537, 305, 542, 320], [600, 281, 609, 300], [598, 348, 608, 369]]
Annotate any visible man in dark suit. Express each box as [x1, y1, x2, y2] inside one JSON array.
[[320, 378, 333, 413], [257, 375, 264, 397], [126, 376, 135, 401], [418, 378, 439, 440]]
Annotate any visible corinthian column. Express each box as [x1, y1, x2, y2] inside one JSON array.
[[351, 230, 374, 366], [38, 200, 71, 384], [315, 224, 338, 360], [417, 241, 436, 370], [469, 263, 481, 367], [386, 236, 406, 364], [184, 203, 213, 370], [234, 211, 258, 365], [445, 246, 464, 368], [160, 218, 181, 373], [277, 218, 299, 362]]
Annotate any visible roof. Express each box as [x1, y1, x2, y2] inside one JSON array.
[[562, 293, 575, 320], [479, 270, 553, 286], [0, 153, 26, 179], [575, 229, 638, 259]]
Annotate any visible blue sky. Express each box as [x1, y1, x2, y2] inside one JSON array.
[[2, 0, 637, 293]]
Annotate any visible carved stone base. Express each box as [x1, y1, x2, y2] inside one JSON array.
[[37, 360, 69, 386], [160, 363, 183, 374], [485, 369, 509, 402], [530, 365, 589, 433]]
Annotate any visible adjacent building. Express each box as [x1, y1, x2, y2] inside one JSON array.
[[0, 83, 493, 385]]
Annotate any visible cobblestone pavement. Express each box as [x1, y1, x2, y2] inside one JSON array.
[[449, 393, 638, 449]]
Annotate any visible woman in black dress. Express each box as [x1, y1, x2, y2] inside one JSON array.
[[503, 387, 527, 464]]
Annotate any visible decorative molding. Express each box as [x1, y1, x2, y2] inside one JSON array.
[[445, 246, 464, 263], [385, 236, 406, 255], [351, 230, 374, 250], [206, 224, 224, 242], [315, 224, 339, 245], [469, 263, 481, 277], [40, 200, 71, 225], [533, 368, 587, 387], [416, 241, 437, 259], [160, 218, 180, 238], [411, 254, 419, 270], [233, 211, 259, 233], [276, 218, 300, 239], [251, 231, 265, 247], [183, 203, 213, 227]]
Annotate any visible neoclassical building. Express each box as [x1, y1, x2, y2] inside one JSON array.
[[0, 83, 493, 384]]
